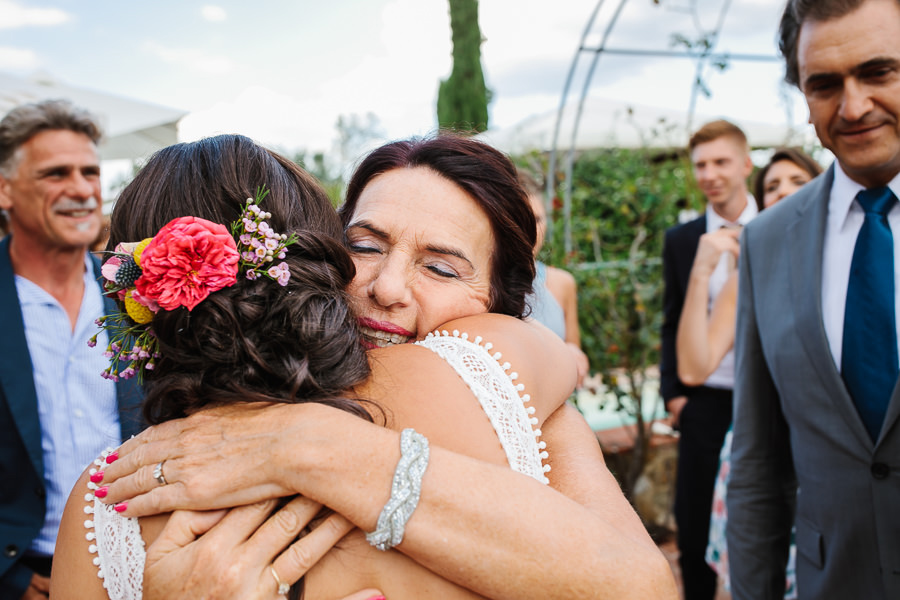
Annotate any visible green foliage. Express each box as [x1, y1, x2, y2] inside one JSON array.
[[523, 146, 701, 498], [291, 150, 343, 208], [437, 0, 490, 133], [540, 148, 699, 372]]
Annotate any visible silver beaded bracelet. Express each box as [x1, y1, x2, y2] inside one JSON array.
[[366, 428, 430, 551]]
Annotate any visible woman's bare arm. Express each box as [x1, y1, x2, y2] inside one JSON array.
[[52, 469, 116, 600], [97, 314, 675, 599], [676, 229, 740, 385], [546, 266, 590, 386]]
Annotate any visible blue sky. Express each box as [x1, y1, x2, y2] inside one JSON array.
[[1, 0, 807, 163]]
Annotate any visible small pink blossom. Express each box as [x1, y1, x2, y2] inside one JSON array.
[[101, 255, 124, 283], [267, 262, 291, 286]]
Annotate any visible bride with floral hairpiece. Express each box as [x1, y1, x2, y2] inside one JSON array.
[[51, 134, 676, 600]]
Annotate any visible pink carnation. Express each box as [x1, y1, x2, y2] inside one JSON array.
[[135, 216, 239, 311]]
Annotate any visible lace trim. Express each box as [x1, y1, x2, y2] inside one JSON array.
[[84, 448, 145, 600], [416, 329, 550, 484]]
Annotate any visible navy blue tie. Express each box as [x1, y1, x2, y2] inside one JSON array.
[[842, 186, 899, 442]]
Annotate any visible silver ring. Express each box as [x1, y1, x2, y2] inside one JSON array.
[[152, 461, 167, 486], [270, 566, 290, 596]]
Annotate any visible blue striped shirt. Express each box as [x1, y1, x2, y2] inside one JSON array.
[[16, 254, 120, 556]]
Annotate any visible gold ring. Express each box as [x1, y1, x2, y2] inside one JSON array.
[[271, 566, 290, 596]]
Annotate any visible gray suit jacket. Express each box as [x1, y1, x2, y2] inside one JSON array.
[[727, 165, 900, 600]]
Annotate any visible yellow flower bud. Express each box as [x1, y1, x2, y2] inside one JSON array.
[[125, 290, 154, 324], [133, 238, 154, 267]]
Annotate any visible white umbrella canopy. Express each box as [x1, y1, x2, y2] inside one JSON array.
[[477, 96, 816, 154], [0, 71, 186, 161]]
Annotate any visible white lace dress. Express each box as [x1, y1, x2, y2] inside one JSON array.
[[83, 330, 549, 599], [415, 329, 550, 484]]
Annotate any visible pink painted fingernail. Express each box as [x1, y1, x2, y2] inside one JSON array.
[[366, 596, 385, 600], [90, 471, 104, 483], [105, 451, 119, 464], [94, 486, 108, 498], [114, 502, 127, 513]]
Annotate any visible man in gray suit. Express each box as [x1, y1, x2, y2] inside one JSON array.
[[727, 0, 900, 598]]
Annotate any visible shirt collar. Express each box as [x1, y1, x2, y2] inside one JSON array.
[[16, 251, 93, 307], [830, 162, 900, 225], [706, 193, 758, 230]]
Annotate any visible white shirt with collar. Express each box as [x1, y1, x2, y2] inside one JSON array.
[[704, 194, 758, 389], [822, 163, 900, 370], [15, 252, 119, 557]]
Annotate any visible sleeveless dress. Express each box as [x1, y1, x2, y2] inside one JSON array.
[[82, 330, 550, 599], [527, 261, 566, 340]]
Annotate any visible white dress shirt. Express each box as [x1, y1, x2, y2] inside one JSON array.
[[705, 195, 758, 389], [822, 163, 900, 371]]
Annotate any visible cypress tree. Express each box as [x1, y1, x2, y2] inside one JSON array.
[[437, 0, 490, 133]]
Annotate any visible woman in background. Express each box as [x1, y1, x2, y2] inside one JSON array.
[[518, 170, 589, 387]]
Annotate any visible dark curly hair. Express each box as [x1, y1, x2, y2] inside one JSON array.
[[339, 133, 537, 318], [108, 134, 371, 425]]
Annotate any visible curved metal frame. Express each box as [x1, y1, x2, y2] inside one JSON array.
[[545, 0, 777, 252]]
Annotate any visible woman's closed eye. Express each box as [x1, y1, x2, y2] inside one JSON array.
[[349, 241, 382, 254], [426, 262, 459, 278]]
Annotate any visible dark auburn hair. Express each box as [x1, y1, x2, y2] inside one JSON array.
[[753, 147, 823, 211], [109, 134, 371, 425], [778, 0, 887, 87], [339, 134, 537, 318]]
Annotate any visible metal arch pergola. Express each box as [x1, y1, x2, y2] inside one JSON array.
[[545, 0, 780, 253]]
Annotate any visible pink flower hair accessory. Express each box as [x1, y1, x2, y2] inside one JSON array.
[[136, 216, 239, 312], [92, 186, 296, 383], [231, 187, 298, 286]]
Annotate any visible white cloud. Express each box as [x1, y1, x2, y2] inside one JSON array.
[[143, 41, 232, 74], [201, 5, 227, 22], [0, 45, 40, 69], [178, 86, 337, 153], [0, 0, 70, 29]]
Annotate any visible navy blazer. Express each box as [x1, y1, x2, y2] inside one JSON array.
[[0, 236, 144, 598], [659, 214, 707, 402]]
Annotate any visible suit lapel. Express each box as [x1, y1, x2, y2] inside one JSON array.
[[0, 237, 44, 476], [678, 215, 707, 292], [787, 167, 873, 449]]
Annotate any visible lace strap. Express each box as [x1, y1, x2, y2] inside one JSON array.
[[416, 329, 550, 484], [84, 448, 145, 600]]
